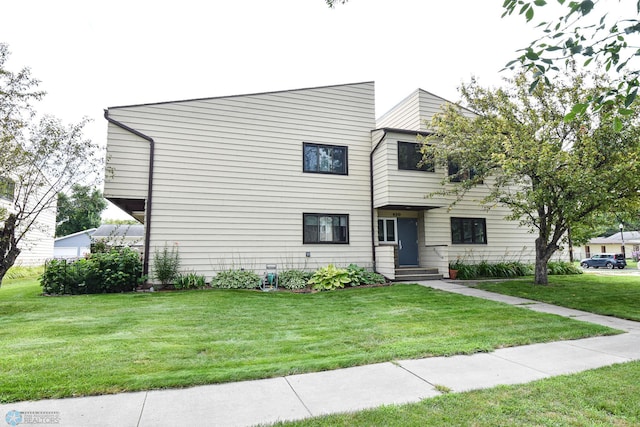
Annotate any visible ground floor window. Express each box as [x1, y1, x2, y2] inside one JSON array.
[[303, 213, 349, 244], [377, 218, 397, 243], [451, 217, 487, 244], [0, 177, 15, 202]]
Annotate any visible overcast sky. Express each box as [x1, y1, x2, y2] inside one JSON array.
[[1, 0, 551, 218]]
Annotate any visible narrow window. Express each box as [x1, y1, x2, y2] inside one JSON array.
[[377, 218, 397, 243], [303, 143, 348, 175], [0, 177, 15, 202], [450, 217, 487, 244], [398, 142, 433, 172], [303, 214, 349, 244]]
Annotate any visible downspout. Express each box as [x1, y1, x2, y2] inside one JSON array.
[[103, 109, 155, 279], [369, 129, 387, 273]]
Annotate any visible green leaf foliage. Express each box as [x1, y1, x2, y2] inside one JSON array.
[[423, 69, 640, 284], [308, 264, 351, 291], [40, 247, 143, 295], [210, 269, 261, 289]]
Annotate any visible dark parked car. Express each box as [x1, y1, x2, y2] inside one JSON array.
[[580, 253, 626, 269]]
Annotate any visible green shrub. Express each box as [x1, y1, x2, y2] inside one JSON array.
[[308, 264, 351, 291], [174, 272, 207, 290], [548, 261, 583, 275], [152, 244, 181, 287], [279, 270, 311, 290], [346, 264, 386, 286], [41, 248, 143, 295], [455, 260, 533, 280], [210, 269, 261, 289]]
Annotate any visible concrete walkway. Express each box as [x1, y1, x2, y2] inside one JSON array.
[[2, 280, 639, 427]]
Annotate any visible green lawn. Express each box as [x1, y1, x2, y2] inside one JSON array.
[[274, 361, 640, 426], [0, 277, 616, 403], [474, 274, 640, 321]]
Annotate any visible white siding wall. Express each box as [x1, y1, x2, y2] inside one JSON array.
[[372, 131, 446, 209], [377, 89, 475, 132], [105, 82, 376, 281], [376, 90, 422, 131], [104, 124, 150, 200], [1, 186, 56, 267]]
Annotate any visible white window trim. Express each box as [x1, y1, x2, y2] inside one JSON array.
[[378, 217, 398, 244]]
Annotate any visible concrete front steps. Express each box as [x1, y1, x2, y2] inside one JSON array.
[[394, 267, 443, 281]]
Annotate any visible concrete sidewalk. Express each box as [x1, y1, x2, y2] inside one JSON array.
[[2, 280, 639, 427]]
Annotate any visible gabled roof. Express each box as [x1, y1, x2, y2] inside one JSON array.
[[588, 231, 640, 244], [92, 224, 144, 238], [54, 228, 97, 243]]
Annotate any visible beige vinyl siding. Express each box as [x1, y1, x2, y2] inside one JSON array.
[[376, 89, 474, 131], [373, 131, 446, 208], [16, 203, 55, 266], [3, 183, 56, 267], [105, 82, 375, 280], [104, 122, 150, 200]]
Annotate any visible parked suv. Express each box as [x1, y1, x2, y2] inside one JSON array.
[[580, 253, 626, 269]]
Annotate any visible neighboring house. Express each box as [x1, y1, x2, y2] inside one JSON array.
[[53, 228, 97, 259], [0, 176, 56, 266], [103, 82, 560, 281], [91, 224, 144, 251], [577, 231, 640, 259]]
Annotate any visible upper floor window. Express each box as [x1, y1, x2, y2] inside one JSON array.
[[303, 142, 348, 175], [303, 213, 349, 244], [398, 141, 433, 172], [448, 159, 479, 182], [0, 177, 15, 202], [451, 217, 487, 244]]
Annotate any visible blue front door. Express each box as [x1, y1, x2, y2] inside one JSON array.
[[398, 218, 419, 266]]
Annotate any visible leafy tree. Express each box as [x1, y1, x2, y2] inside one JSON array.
[[423, 68, 640, 285], [0, 43, 102, 285], [55, 184, 107, 237], [502, 0, 640, 124]]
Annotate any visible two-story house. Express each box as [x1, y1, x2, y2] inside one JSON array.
[[104, 82, 545, 282]]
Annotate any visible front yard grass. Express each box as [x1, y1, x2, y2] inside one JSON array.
[[274, 360, 640, 426], [474, 274, 640, 321], [0, 278, 617, 403]]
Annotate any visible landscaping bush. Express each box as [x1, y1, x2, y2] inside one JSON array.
[[547, 261, 582, 275], [346, 264, 386, 286], [308, 264, 351, 291], [210, 269, 262, 289], [174, 272, 207, 290], [40, 248, 143, 295], [278, 269, 311, 290], [455, 260, 533, 279], [152, 244, 181, 287]]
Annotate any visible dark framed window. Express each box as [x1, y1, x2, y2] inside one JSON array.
[[303, 143, 348, 175], [398, 142, 433, 172], [448, 159, 479, 182], [303, 213, 349, 244], [377, 218, 397, 243], [451, 217, 487, 244], [0, 177, 15, 202]]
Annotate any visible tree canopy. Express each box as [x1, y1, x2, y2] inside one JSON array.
[[0, 43, 102, 284], [55, 185, 107, 237], [502, 0, 640, 124], [423, 68, 640, 284]]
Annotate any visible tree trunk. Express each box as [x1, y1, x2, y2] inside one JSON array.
[[0, 214, 22, 287], [534, 236, 556, 285]]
